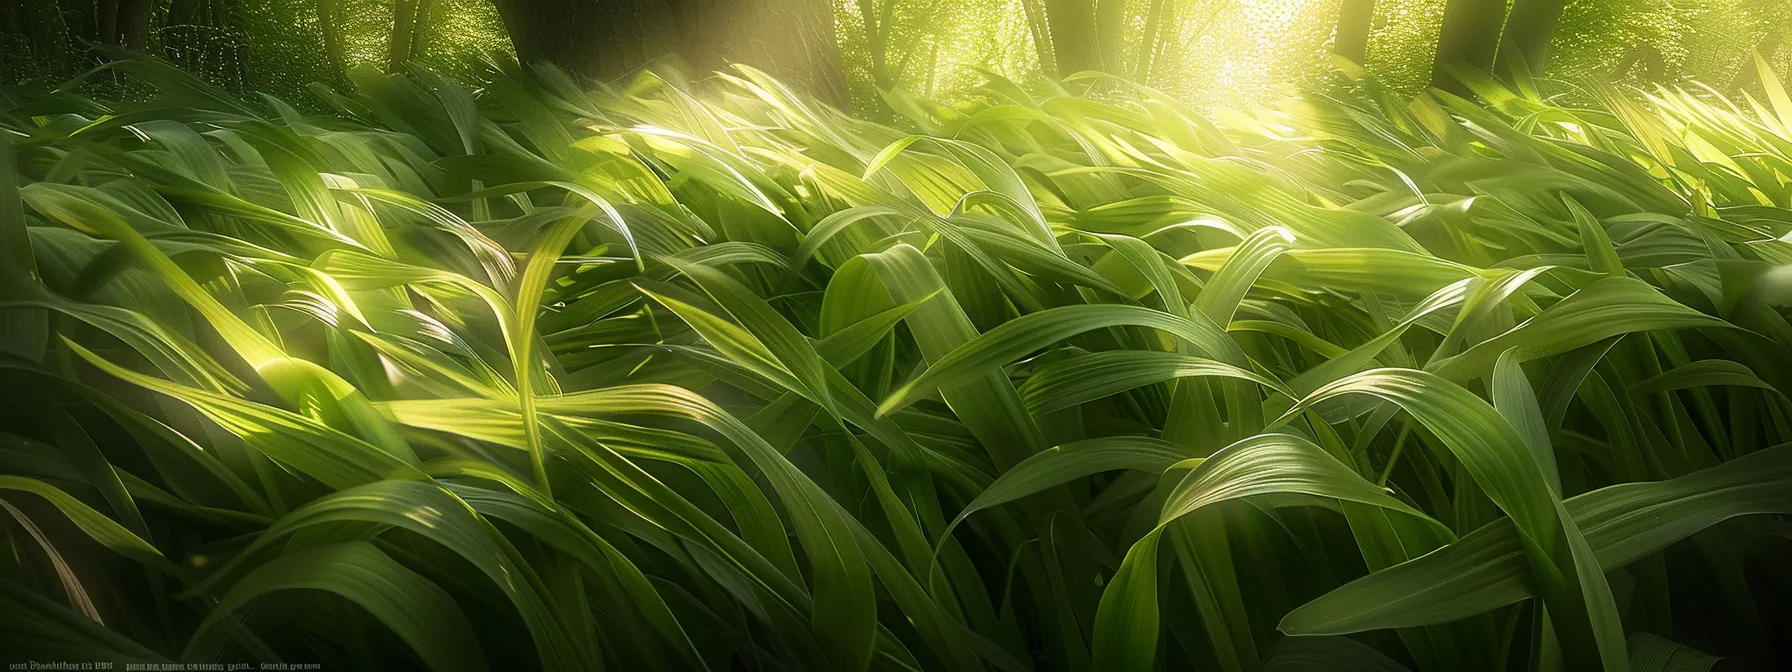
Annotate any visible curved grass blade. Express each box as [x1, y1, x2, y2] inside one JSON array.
[[191, 542, 489, 672]]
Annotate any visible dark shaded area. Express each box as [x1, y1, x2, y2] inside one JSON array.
[[490, 0, 849, 107]]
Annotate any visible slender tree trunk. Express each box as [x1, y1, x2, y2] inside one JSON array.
[[1133, 0, 1170, 81], [859, 0, 889, 87], [388, 0, 435, 69], [317, 0, 347, 79], [489, 0, 847, 108], [1494, 0, 1566, 76], [1020, 0, 1056, 75], [411, 0, 436, 61], [389, 0, 419, 70], [923, 40, 938, 97], [1429, 0, 1507, 94], [1335, 0, 1374, 64], [857, 0, 909, 89]]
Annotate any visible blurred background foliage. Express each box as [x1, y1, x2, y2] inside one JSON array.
[[0, 0, 514, 98], [4, 0, 1791, 111]]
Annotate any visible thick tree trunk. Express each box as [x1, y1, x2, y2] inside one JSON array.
[[98, 0, 121, 44], [670, 0, 849, 106], [1042, 0, 1130, 76], [93, 0, 154, 49], [1334, 0, 1374, 65], [1093, 0, 1128, 73], [1494, 0, 1566, 76], [489, 0, 847, 108], [1043, 0, 1099, 75], [489, 0, 677, 83], [119, 0, 153, 50], [1429, 0, 1507, 94]]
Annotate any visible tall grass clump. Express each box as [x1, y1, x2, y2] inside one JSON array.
[[3, 56, 1792, 671]]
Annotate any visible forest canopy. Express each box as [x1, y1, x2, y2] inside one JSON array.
[[5, 0, 1792, 110]]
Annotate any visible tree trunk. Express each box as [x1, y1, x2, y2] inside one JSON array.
[[1494, 0, 1566, 77], [1133, 0, 1170, 81], [1335, 0, 1374, 65], [117, 0, 153, 50], [1429, 0, 1507, 94], [489, 0, 677, 84], [98, 0, 121, 45], [165, 0, 203, 26], [1041, 0, 1130, 76], [93, 0, 153, 49], [317, 0, 347, 78], [858, 0, 889, 87], [671, 0, 849, 106], [388, 0, 436, 69], [410, 0, 436, 61], [1020, 0, 1056, 75], [489, 0, 848, 108], [1093, 0, 1128, 73], [1043, 0, 1100, 75], [389, 0, 419, 71]]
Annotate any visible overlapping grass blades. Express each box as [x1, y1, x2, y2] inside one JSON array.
[[2, 55, 1792, 670]]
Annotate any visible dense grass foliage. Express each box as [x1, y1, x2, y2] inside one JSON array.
[[3, 56, 1792, 671]]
